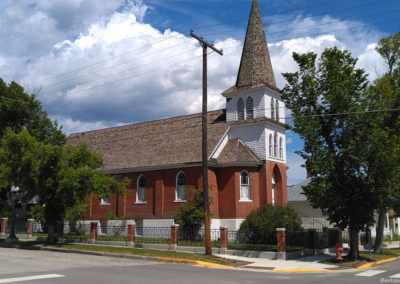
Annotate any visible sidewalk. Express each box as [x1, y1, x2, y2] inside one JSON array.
[[216, 253, 350, 272]]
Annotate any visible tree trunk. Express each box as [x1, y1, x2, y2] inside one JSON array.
[[347, 229, 359, 260], [374, 207, 386, 254], [47, 223, 55, 244]]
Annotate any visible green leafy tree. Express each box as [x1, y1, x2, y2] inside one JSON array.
[[363, 31, 400, 253], [281, 47, 374, 260], [239, 204, 302, 244], [176, 188, 205, 233], [0, 129, 129, 243]]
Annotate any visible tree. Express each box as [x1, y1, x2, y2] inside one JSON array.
[[0, 129, 129, 242], [0, 78, 65, 146], [176, 188, 205, 235], [281, 47, 374, 260], [363, 31, 400, 253], [239, 204, 302, 244]]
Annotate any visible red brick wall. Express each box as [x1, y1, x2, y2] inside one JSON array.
[[87, 162, 287, 221]]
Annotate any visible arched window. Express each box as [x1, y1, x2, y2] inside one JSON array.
[[240, 170, 250, 201], [271, 173, 276, 205], [136, 175, 146, 203], [279, 138, 283, 159], [275, 100, 279, 121], [269, 134, 273, 157], [271, 98, 275, 120], [176, 172, 186, 201], [237, 98, 244, 121], [246, 97, 254, 120], [274, 132, 278, 157]]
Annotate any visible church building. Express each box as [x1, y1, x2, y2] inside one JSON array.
[[68, 0, 288, 231]]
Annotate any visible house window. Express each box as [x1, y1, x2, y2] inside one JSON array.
[[246, 97, 254, 120], [175, 171, 186, 202], [237, 98, 245, 121], [240, 170, 251, 201], [269, 134, 273, 157], [274, 132, 278, 157], [279, 137, 283, 159], [275, 100, 279, 121], [136, 175, 146, 203], [271, 98, 275, 120], [100, 191, 110, 205], [271, 174, 276, 205]]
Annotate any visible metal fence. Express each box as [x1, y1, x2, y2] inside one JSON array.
[[177, 229, 220, 247]]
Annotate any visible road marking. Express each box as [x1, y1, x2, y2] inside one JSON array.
[[0, 274, 65, 283], [390, 273, 400, 278], [355, 270, 386, 277]]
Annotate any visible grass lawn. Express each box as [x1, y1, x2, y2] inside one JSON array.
[[49, 243, 249, 267], [324, 248, 400, 268]]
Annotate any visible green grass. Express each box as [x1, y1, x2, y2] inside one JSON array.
[[52, 243, 249, 267]]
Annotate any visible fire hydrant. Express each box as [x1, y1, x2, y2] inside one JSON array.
[[335, 243, 343, 262]]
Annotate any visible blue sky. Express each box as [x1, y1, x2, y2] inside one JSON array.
[[0, 0, 398, 185]]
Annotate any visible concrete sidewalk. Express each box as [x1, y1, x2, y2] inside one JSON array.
[[216, 253, 349, 272]]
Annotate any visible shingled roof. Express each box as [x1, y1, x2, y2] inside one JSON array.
[[215, 139, 262, 165], [224, 0, 277, 94], [68, 110, 262, 173]]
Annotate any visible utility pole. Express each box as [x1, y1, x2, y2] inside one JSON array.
[[190, 29, 223, 255]]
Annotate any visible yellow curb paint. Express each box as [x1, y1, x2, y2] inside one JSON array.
[[273, 269, 332, 273], [156, 257, 233, 268], [357, 257, 397, 270]]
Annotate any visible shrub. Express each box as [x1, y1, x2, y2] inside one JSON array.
[[176, 188, 204, 233], [239, 204, 302, 244]]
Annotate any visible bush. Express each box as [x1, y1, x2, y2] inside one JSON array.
[[176, 188, 204, 233], [239, 204, 302, 244]]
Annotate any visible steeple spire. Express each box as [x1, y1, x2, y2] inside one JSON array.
[[235, 0, 276, 88]]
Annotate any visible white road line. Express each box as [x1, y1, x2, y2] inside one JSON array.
[[0, 274, 65, 283], [390, 273, 400, 278], [355, 270, 386, 277]]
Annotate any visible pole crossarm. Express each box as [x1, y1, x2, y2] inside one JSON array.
[[190, 30, 223, 56]]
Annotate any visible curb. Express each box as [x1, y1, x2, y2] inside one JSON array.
[[156, 257, 233, 269], [273, 269, 332, 273], [357, 257, 398, 270]]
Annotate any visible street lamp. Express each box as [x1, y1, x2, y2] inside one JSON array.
[[6, 186, 24, 242]]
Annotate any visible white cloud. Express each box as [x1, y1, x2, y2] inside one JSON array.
[[286, 152, 306, 186]]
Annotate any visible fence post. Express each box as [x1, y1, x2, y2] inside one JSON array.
[[170, 224, 179, 250], [1, 218, 8, 237], [57, 221, 64, 242], [27, 219, 35, 238], [219, 227, 228, 253], [276, 228, 286, 260], [127, 220, 135, 247], [90, 221, 98, 244]]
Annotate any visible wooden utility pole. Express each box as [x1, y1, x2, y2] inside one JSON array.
[[190, 29, 223, 255]]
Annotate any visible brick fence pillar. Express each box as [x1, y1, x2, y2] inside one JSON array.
[[27, 219, 35, 238], [170, 224, 179, 250], [127, 220, 135, 247], [90, 221, 98, 244], [1, 218, 8, 237], [276, 228, 286, 260], [219, 227, 228, 253]]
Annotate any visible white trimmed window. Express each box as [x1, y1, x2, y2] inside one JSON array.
[[279, 137, 283, 159], [240, 170, 251, 201], [275, 100, 279, 121], [274, 132, 278, 157], [100, 191, 110, 205], [271, 98, 275, 120], [269, 134, 273, 157], [136, 175, 146, 203], [175, 172, 186, 202], [246, 97, 254, 120], [271, 174, 276, 205], [237, 98, 245, 121]]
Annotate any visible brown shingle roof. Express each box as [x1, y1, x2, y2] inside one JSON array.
[[224, 0, 276, 94], [216, 139, 262, 165], [68, 110, 230, 173]]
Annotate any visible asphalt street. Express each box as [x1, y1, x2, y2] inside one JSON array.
[[0, 247, 399, 284]]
